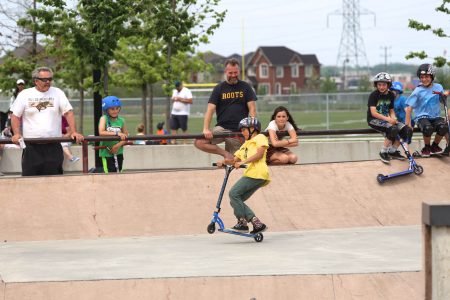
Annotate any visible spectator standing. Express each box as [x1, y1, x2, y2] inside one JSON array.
[[98, 96, 128, 173], [9, 79, 26, 109], [194, 58, 257, 159], [169, 81, 193, 144], [10, 67, 83, 176]]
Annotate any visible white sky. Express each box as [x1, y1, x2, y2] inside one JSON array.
[[197, 0, 449, 67]]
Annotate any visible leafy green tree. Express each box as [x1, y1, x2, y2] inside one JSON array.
[[150, 0, 226, 125], [320, 76, 338, 93], [406, 0, 450, 67]]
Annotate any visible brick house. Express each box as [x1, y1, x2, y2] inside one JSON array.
[[246, 46, 320, 94]]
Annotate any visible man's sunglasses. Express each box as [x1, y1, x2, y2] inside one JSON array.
[[36, 77, 53, 83]]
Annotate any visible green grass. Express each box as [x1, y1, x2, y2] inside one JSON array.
[[77, 110, 368, 136]]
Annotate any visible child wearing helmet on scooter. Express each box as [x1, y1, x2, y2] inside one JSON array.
[[405, 64, 448, 157], [216, 117, 269, 234], [367, 72, 413, 163], [99, 95, 129, 173]]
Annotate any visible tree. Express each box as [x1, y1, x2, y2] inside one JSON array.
[[406, 0, 450, 67], [320, 76, 338, 93], [150, 0, 226, 126]]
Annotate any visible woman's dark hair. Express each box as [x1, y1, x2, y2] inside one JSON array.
[[13, 86, 21, 98], [270, 106, 298, 131]]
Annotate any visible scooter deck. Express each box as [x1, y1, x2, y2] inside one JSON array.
[[219, 228, 257, 238]]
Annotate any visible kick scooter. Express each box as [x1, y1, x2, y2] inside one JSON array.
[[94, 142, 133, 173], [206, 163, 264, 242], [377, 136, 423, 184]]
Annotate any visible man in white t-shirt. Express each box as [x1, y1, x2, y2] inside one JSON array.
[[169, 81, 193, 144], [11, 66, 84, 176]]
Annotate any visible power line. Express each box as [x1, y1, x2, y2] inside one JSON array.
[[328, 0, 375, 69]]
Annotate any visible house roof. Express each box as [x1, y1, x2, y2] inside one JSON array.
[[201, 51, 225, 65], [255, 46, 320, 66], [300, 54, 320, 65], [227, 52, 254, 66]]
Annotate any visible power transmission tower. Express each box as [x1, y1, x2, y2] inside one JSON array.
[[328, 0, 375, 89]]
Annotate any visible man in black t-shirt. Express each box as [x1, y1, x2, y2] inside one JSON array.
[[194, 58, 257, 159]]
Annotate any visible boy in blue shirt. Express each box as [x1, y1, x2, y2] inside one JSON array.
[[405, 64, 448, 157]]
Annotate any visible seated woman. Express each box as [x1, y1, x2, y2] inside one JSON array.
[[265, 106, 299, 165]]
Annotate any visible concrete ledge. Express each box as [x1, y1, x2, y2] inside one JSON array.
[[0, 138, 429, 173]]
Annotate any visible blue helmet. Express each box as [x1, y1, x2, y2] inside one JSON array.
[[102, 96, 122, 111], [238, 117, 261, 132], [390, 81, 403, 94]]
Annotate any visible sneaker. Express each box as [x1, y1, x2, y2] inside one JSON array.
[[231, 218, 249, 233], [379, 152, 390, 163], [430, 143, 444, 155], [250, 217, 267, 234], [388, 150, 406, 160], [0, 171, 4, 176], [421, 145, 431, 158], [443, 145, 449, 156], [69, 157, 80, 163]]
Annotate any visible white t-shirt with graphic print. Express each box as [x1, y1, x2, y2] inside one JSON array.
[[171, 87, 193, 116], [11, 86, 73, 138]]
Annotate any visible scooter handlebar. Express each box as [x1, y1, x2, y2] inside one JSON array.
[[212, 163, 247, 168]]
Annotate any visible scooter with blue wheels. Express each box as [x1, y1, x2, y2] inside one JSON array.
[[206, 163, 264, 242], [377, 136, 423, 184]]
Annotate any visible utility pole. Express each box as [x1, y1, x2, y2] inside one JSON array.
[[380, 46, 391, 71], [328, 0, 375, 88]]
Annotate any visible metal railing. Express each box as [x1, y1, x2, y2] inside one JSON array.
[[0, 127, 421, 174]]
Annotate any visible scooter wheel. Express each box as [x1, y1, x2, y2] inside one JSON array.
[[414, 165, 424, 175], [207, 222, 216, 234], [254, 233, 264, 242], [377, 174, 385, 184]]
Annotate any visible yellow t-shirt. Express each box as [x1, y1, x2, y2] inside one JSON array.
[[234, 134, 270, 183]]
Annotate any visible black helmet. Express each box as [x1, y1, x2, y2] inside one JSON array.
[[372, 72, 392, 88], [417, 64, 435, 80], [238, 117, 261, 132]]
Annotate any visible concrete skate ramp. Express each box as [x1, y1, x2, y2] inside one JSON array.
[[0, 158, 449, 242], [1, 159, 448, 299]]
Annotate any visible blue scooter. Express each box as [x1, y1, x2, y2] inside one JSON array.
[[377, 137, 423, 184], [207, 163, 264, 242]]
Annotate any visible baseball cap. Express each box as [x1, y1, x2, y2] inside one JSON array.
[[16, 79, 25, 85], [174, 80, 181, 88]]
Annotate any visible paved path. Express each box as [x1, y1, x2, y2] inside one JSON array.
[[0, 225, 420, 283]]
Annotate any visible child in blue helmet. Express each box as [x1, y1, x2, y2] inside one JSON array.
[[405, 64, 448, 157], [390, 81, 414, 127], [216, 117, 269, 234], [99, 96, 129, 173]]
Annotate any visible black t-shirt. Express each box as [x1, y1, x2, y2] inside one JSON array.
[[366, 90, 395, 122], [209, 80, 257, 131]]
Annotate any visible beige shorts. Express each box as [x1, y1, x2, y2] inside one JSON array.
[[211, 126, 243, 154]]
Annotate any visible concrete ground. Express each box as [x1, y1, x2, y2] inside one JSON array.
[[0, 158, 448, 299]]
